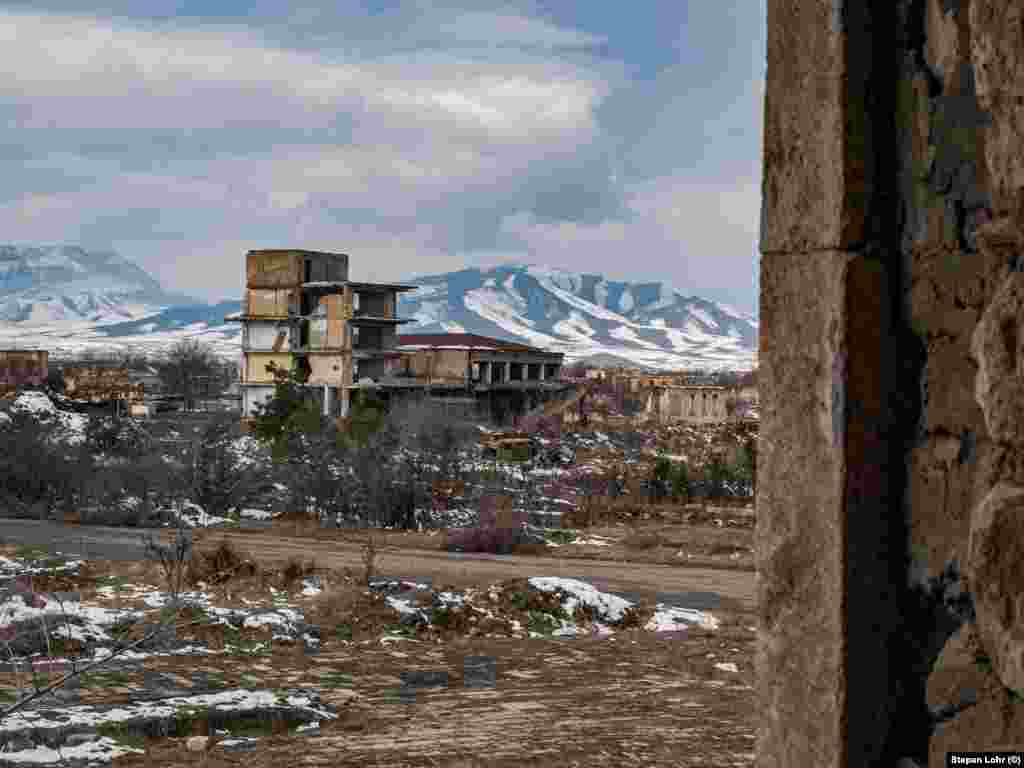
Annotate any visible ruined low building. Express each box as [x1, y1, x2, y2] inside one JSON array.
[[644, 385, 729, 425], [61, 365, 145, 406], [0, 350, 48, 396], [381, 333, 567, 425], [392, 333, 563, 388]]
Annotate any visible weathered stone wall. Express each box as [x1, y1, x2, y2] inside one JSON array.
[[759, 1, 1024, 766]]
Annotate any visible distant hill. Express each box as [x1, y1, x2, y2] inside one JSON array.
[[397, 264, 757, 371], [0, 250, 756, 370]]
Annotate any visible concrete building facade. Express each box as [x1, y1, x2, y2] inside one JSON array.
[[643, 385, 729, 424]]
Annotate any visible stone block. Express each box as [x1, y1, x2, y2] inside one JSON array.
[[969, 1, 1024, 220], [761, 1, 856, 253], [925, 0, 962, 89], [926, 624, 988, 711], [971, 272, 1024, 444], [968, 482, 1024, 691], [923, 337, 986, 436], [908, 438, 976, 576], [757, 249, 849, 768]]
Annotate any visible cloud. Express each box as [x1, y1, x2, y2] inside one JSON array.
[[498, 174, 761, 309], [0, 11, 607, 140], [0, 4, 764, 315]]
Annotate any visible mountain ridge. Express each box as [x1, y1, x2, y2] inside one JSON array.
[[0, 247, 756, 370]]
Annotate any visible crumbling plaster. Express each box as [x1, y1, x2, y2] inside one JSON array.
[[760, 0, 1024, 766]]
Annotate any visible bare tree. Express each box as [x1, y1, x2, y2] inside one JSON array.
[[154, 339, 223, 412]]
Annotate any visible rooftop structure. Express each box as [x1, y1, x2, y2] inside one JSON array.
[[389, 333, 564, 390]]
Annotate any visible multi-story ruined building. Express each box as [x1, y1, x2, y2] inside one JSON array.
[[228, 249, 415, 420]]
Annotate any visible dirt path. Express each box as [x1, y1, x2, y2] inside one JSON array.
[[185, 530, 757, 612]]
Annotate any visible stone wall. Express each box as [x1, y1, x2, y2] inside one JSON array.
[[759, 1, 1024, 766]]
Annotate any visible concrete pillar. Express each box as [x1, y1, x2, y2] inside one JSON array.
[[339, 389, 350, 418], [539, 363, 546, 381], [323, 384, 331, 417], [759, 2, 906, 767]]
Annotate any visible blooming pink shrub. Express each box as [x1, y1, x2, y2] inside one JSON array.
[[447, 494, 527, 554]]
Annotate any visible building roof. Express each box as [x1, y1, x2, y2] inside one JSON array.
[[395, 333, 555, 353], [302, 280, 418, 292]]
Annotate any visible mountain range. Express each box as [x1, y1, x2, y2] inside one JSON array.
[[0, 245, 757, 370]]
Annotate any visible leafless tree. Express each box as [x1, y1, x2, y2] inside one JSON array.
[[154, 339, 224, 412]]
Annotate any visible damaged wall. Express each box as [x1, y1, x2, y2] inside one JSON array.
[[403, 348, 471, 382], [759, 1, 1024, 766], [62, 366, 144, 403], [245, 249, 348, 287], [0, 350, 48, 394], [647, 386, 729, 424], [245, 288, 297, 318]]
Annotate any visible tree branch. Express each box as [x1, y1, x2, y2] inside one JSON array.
[[1, 617, 207, 719]]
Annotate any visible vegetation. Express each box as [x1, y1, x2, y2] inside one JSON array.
[[154, 339, 232, 412], [249, 361, 322, 458]]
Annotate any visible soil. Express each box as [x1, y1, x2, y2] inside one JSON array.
[[114, 621, 756, 767], [1, 515, 757, 767]]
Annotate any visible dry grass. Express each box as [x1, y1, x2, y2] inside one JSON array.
[[186, 538, 259, 587], [621, 530, 664, 550]]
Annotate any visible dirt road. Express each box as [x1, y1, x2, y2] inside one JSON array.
[[186, 529, 757, 612]]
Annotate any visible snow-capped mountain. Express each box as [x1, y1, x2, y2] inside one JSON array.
[[0, 245, 195, 324], [0, 245, 240, 358], [398, 264, 757, 371], [0, 250, 757, 370]]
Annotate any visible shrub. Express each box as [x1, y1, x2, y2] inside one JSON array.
[[446, 494, 526, 554]]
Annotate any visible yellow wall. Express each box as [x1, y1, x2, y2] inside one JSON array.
[[246, 288, 295, 318], [245, 353, 293, 383]]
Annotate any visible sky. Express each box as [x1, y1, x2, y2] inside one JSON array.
[[0, 1, 767, 314]]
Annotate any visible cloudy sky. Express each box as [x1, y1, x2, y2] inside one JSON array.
[[1, 1, 766, 314]]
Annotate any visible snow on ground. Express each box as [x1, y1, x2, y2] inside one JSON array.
[[173, 502, 230, 528], [527, 577, 719, 637], [240, 508, 279, 521], [0, 689, 336, 740], [227, 435, 266, 468], [572, 536, 613, 547], [0, 592, 137, 644], [8, 392, 88, 444], [645, 605, 720, 632], [0, 735, 143, 764], [528, 577, 633, 624], [0, 555, 83, 578]]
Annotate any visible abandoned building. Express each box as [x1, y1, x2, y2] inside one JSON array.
[[58, 364, 147, 416], [387, 333, 567, 424], [643, 385, 730, 424], [228, 249, 416, 420], [0, 350, 48, 396]]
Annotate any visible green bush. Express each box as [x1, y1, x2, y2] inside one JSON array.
[[496, 443, 530, 463]]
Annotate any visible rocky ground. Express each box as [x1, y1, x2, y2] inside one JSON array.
[[0, 532, 756, 767]]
